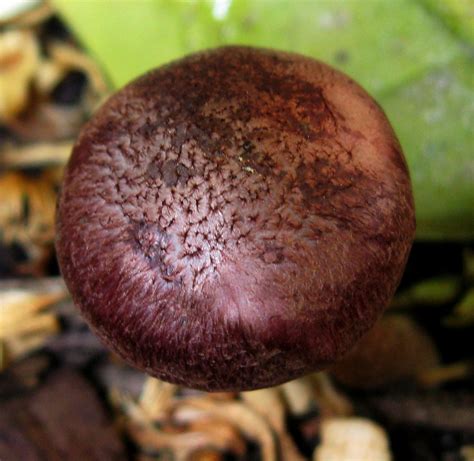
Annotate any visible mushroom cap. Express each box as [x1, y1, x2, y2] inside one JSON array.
[[56, 46, 415, 391]]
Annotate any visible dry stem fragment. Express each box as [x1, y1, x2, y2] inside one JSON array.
[[281, 376, 315, 416], [311, 373, 353, 417], [139, 376, 177, 419], [417, 361, 473, 388], [242, 387, 305, 461]]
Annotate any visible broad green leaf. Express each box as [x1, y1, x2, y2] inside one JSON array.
[[418, 0, 474, 45], [54, 0, 461, 91], [380, 55, 474, 239], [53, 0, 474, 240]]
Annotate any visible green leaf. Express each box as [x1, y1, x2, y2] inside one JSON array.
[[392, 275, 463, 308], [444, 288, 474, 327], [380, 54, 474, 240], [53, 0, 474, 240]]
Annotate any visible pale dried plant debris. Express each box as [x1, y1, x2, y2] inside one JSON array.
[[35, 58, 65, 95], [0, 277, 67, 368], [175, 397, 277, 461], [242, 387, 306, 461], [0, 3, 109, 276], [0, 0, 51, 27], [111, 384, 246, 461], [113, 371, 358, 460], [126, 420, 238, 461], [314, 417, 392, 461], [139, 376, 178, 420], [0, 140, 73, 168], [0, 170, 61, 274], [241, 387, 285, 432], [0, 29, 39, 120]]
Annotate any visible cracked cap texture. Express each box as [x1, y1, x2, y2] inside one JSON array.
[[56, 46, 415, 391]]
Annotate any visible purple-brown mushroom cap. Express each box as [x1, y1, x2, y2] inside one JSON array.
[[56, 46, 415, 391]]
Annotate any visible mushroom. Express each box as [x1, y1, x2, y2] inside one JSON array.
[[55, 46, 415, 391]]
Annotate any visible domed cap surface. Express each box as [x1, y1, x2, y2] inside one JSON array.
[[56, 46, 415, 391]]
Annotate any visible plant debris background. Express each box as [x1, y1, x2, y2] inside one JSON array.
[[0, 3, 473, 461]]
